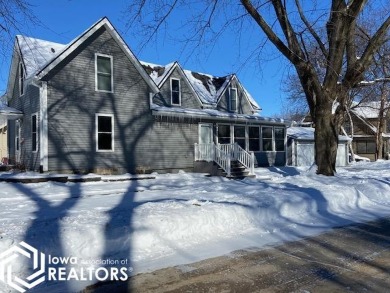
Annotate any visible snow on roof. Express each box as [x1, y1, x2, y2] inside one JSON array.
[[17, 35, 66, 78], [183, 69, 231, 105], [140, 61, 176, 86], [351, 101, 390, 119], [287, 127, 351, 141], [0, 103, 23, 120], [141, 61, 261, 109], [151, 104, 286, 124]]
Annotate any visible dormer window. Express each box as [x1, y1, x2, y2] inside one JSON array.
[[95, 54, 113, 92], [19, 62, 25, 96], [229, 88, 237, 112], [171, 78, 181, 105]]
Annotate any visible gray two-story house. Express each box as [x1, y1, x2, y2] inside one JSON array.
[[1, 17, 287, 176]]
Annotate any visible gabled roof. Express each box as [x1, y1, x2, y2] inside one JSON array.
[[141, 61, 261, 110], [16, 36, 66, 79], [351, 101, 390, 119], [16, 17, 159, 93]]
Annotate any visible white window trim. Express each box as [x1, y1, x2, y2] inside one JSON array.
[[274, 127, 286, 152], [95, 113, 115, 152], [216, 124, 232, 145], [170, 78, 181, 106], [95, 53, 114, 93], [248, 126, 261, 152], [261, 126, 274, 152], [19, 62, 25, 96], [31, 112, 38, 153], [229, 88, 238, 112], [15, 121, 20, 152]]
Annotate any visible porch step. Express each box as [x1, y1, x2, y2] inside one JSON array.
[[219, 160, 254, 180]]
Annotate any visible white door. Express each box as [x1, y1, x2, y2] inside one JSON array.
[[199, 124, 213, 161], [199, 123, 213, 144]]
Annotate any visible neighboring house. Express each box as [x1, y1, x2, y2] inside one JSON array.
[[0, 17, 287, 176], [287, 127, 350, 167], [346, 102, 390, 161], [0, 116, 7, 161]]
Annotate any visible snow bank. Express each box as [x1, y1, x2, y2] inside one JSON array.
[[0, 162, 390, 292]]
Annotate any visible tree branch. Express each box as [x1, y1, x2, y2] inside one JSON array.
[[294, 0, 328, 59]]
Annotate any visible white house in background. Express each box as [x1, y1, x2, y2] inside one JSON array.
[[287, 127, 351, 167], [0, 116, 7, 161]]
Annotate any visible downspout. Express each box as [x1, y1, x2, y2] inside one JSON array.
[[39, 81, 48, 172]]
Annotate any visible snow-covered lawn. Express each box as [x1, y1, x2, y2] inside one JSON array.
[[1, 161, 390, 292]]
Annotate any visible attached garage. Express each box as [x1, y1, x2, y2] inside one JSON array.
[[287, 127, 351, 167]]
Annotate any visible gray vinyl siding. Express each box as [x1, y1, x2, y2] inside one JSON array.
[[7, 54, 40, 170], [155, 68, 202, 109], [44, 26, 197, 173], [217, 78, 254, 115]]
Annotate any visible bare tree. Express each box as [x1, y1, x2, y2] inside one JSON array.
[[126, 0, 390, 175], [0, 0, 38, 58]]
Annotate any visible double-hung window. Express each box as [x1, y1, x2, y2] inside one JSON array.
[[19, 62, 25, 96], [248, 126, 260, 151], [171, 78, 181, 105], [234, 126, 246, 149], [262, 126, 273, 151], [229, 88, 237, 112], [274, 127, 285, 151], [31, 113, 38, 152], [95, 54, 113, 92], [217, 125, 231, 144], [96, 114, 114, 151]]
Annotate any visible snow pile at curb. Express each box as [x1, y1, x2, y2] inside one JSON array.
[[0, 161, 390, 292]]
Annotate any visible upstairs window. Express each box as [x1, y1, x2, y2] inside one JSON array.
[[31, 113, 38, 152], [96, 114, 114, 151], [171, 78, 181, 105], [95, 54, 113, 92], [19, 62, 25, 96], [229, 88, 237, 112]]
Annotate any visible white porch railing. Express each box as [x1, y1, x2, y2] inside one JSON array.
[[194, 143, 255, 176]]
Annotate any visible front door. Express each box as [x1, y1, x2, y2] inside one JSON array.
[[199, 123, 213, 144], [198, 123, 213, 161]]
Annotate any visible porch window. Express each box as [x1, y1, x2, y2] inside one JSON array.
[[95, 54, 113, 92], [96, 114, 114, 151], [171, 78, 181, 105], [234, 126, 246, 149], [275, 127, 285, 151], [248, 126, 260, 151], [262, 126, 273, 151], [229, 88, 237, 112], [218, 125, 231, 144], [19, 62, 25, 96], [32, 113, 38, 152]]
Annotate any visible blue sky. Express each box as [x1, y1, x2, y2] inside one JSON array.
[[1, 0, 292, 117]]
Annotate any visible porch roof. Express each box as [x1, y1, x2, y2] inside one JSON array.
[[0, 104, 23, 120], [151, 105, 288, 125]]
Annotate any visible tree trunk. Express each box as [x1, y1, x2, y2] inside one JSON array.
[[314, 104, 339, 176]]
